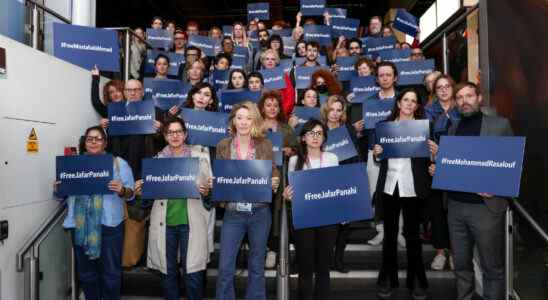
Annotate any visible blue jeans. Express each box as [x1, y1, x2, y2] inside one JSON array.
[[164, 224, 204, 300], [216, 205, 271, 300], [72, 223, 124, 300]]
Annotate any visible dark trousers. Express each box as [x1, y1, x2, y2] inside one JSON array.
[[164, 224, 204, 300], [378, 189, 428, 290], [428, 191, 451, 249], [447, 199, 504, 300], [72, 223, 124, 300], [294, 224, 338, 300]]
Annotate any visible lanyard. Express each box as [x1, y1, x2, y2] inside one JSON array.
[[235, 136, 254, 160]]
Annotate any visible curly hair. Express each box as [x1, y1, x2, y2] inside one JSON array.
[[257, 90, 285, 122], [102, 79, 125, 104], [310, 69, 342, 95]]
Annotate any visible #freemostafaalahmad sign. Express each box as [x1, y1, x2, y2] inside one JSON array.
[[212, 159, 273, 202], [108, 101, 156, 136], [141, 157, 200, 199], [432, 136, 526, 197], [56, 154, 113, 196], [180, 108, 229, 147], [375, 119, 430, 159], [289, 162, 372, 229], [53, 23, 120, 72]]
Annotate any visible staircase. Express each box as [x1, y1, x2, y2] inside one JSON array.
[[121, 218, 455, 299]]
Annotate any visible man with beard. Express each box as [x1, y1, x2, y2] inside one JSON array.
[[430, 82, 513, 300], [252, 29, 270, 71]]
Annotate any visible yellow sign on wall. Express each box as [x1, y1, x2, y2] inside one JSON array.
[[27, 128, 39, 153]]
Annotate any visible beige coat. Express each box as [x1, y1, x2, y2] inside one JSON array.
[[146, 145, 215, 274]]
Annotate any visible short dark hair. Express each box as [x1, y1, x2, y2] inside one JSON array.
[[347, 38, 362, 49], [151, 16, 163, 25], [258, 29, 269, 37], [215, 53, 232, 66], [376, 61, 398, 77], [455, 81, 481, 96], [305, 41, 320, 50], [185, 46, 202, 58], [248, 72, 264, 85], [154, 53, 170, 65], [162, 116, 187, 135], [184, 82, 219, 111]]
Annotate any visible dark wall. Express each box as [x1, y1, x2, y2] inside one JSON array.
[[486, 0, 548, 228]]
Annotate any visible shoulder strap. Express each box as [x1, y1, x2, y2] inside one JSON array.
[[113, 156, 120, 175]]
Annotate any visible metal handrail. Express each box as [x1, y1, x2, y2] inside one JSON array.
[[16, 202, 67, 272], [102, 27, 153, 49], [510, 199, 548, 244], [26, 0, 71, 24]]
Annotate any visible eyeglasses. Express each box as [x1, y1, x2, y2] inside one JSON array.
[[85, 136, 104, 143], [166, 129, 185, 136], [124, 88, 142, 93], [349, 46, 360, 50], [305, 130, 323, 138], [436, 84, 452, 91]]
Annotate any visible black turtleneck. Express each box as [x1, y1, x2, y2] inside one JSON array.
[[448, 111, 484, 204]]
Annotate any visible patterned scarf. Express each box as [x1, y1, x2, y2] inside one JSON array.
[[71, 194, 103, 260]]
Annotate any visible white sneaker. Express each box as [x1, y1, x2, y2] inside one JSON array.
[[431, 253, 447, 271], [397, 234, 406, 248], [368, 231, 384, 245], [448, 254, 455, 270], [265, 251, 276, 269]]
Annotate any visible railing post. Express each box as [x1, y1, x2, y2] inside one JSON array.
[[123, 30, 131, 82], [29, 254, 39, 300], [70, 246, 77, 300], [505, 207, 514, 300], [277, 157, 290, 300], [31, 3, 39, 49]]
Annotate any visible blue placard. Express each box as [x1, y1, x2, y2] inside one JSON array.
[[300, 0, 326, 16], [56, 154, 113, 196], [188, 35, 216, 57], [266, 131, 283, 166], [222, 25, 233, 37], [364, 36, 398, 54], [53, 23, 119, 72], [212, 159, 273, 202], [144, 50, 185, 75], [146, 28, 173, 49], [180, 108, 229, 147], [396, 59, 435, 86], [282, 37, 296, 57], [350, 75, 380, 98], [219, 89, 262, 112], [325, 126, 358, 161], [375, 120, 430, 159], [108, 101, 156, 136], [432, 136, 526, 197], [230, 57, 248, 70], [325, 7, 347, 19], [294, 55, 327, 66], [331, 18, 360, 38], [210, 69, 230, 91], [295, 66, 320, 89], [144, 78, 189, 109], [378, 48, 411, 63], [303, 25, 332, 46], [293, 106, 321, 134], [141, 157, 200, 199], [233, 46, 249, 61], [336, 56, 358, 81], [289, 162, 372, 229], [280, 58, 294, 73], [248, 30, 260, 50], [260, 66, 287, 90], [362, 98, 395, 129], [393, 9, 420, 37], [269, 28, 293, 37], [248, 2, 270, 21]]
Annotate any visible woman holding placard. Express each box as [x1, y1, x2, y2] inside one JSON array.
[[259, 49, 296, 116], [282, 119, 339, 300], [215, 101, 280, 300], [226, 68, 248, 90], [90, 65, 124, 129], [372, 89, 436, 300], [134, 116, 213, 300], [54, 126, 135, 300]]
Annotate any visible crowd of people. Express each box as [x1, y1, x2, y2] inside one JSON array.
[[55, 8, 513, 300]]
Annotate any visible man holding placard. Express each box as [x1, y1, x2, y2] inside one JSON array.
[[430, 82, 515, 300]]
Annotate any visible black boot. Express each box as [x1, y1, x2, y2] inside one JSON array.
[[334, 247, 348, 273], [376, 279, 393, 299]]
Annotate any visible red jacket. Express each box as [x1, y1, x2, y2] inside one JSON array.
[[280, 73, 295, 118]]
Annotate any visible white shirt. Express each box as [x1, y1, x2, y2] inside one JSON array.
[[288, 152, 339, 171], [383, 158, 417, 198]]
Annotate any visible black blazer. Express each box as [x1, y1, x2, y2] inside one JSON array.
[[375, 156, 432, 200]]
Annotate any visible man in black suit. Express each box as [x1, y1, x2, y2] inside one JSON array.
[[431, 81, 513, 300]]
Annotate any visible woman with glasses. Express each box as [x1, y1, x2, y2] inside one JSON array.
[[282, 118, 339, 300], [215, 101, 280, 300], [54, 126, 135, 300], [424, 75, 459, 272], [134, 117, 213, 300]]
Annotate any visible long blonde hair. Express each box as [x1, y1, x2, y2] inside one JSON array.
[[320, 95, 347, 124], [228, 101, 265, 138]]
